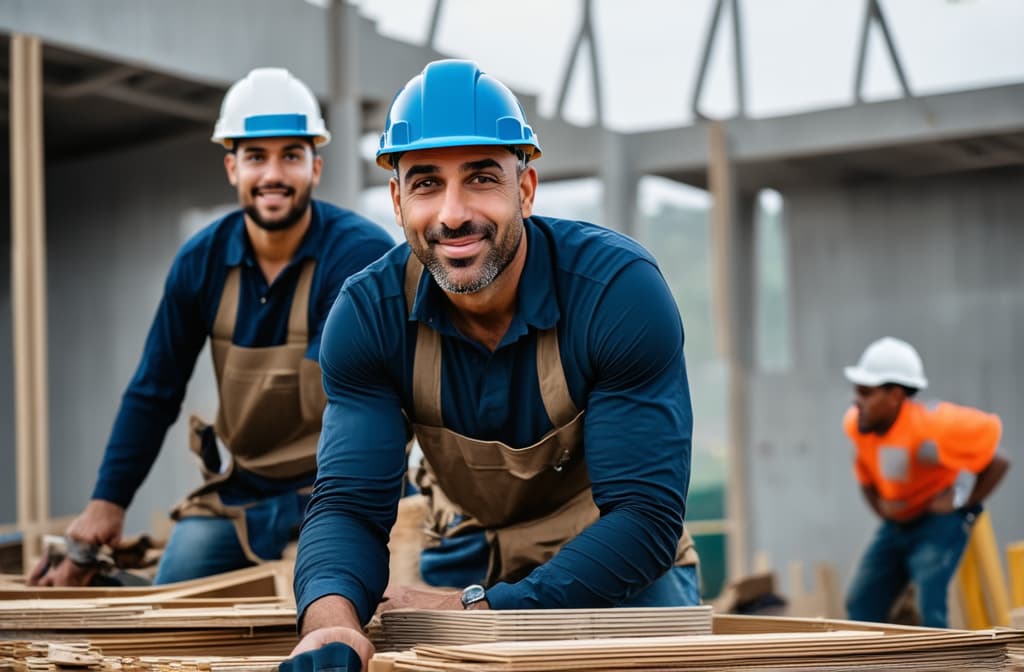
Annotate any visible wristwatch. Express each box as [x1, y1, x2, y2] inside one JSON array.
[[460, 584, 488, 609]]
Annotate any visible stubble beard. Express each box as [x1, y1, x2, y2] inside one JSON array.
[[244, 182, 313, 232], [415, 210, 524, 295]]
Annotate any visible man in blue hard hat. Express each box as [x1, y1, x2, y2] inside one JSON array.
[[290, 59, 699, 665], [29, 68, 395, 587]]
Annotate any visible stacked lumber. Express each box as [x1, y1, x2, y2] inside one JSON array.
[[0, 640, 285, 671], [375, 606, 711, 651], [370, 614, 1024, 672], [0, 564, 298, 659], [0, 641, 104, 670]]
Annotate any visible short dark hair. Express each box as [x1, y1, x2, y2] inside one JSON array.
[[391, 146, 526, 178], [227, 137, 318, 155], [882, 383, 919, 398]]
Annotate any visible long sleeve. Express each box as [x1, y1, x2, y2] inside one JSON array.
[[294, 283, 408, 627]]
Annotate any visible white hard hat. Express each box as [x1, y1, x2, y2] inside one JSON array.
[[211, 67, 330, 148], [843, 337, 928, 390]]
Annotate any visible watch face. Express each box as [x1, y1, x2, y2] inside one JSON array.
[[461, 584, 487, 608]]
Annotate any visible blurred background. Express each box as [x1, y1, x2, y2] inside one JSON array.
[[1, 0, 1023, 603]]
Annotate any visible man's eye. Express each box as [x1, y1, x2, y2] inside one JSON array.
[[412, 178, 438, 189], [470, 174, 497, 184]]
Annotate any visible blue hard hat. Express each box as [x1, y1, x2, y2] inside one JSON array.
[[376, 59, 541, 169]]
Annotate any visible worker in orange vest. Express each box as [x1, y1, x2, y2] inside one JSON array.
[[842, 337, 1009, 627]]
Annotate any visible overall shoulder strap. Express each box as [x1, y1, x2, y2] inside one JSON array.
[[286, 259, 317, 345], [212, 266, 240, 342], [404, 253, 443, 426], [536, 326, 579, 426]]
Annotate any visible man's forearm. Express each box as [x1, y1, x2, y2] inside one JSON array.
[[300, 595, 363, 637], [966, 454, 1010, 508]]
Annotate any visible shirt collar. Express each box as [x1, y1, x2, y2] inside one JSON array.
[[409, 217, 561, 339], [224, 200, 326, 268]]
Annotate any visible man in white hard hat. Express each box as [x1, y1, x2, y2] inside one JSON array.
[[842, 336, 1009, 627], [29, 68, 394, 587]]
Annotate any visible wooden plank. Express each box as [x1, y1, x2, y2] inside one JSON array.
[[707, 120, 752, 582], [1008, 541, 1024, 609], [0, 561, 290, 602], [9, 32, 51, 576], [970, 510, 1011, 626]]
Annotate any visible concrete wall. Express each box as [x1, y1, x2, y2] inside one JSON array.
[[748, 166, 1024, 594], [23, 132, 236, 533]]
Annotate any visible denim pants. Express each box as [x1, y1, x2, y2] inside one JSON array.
[[154, 490, 310, 584], [420, 529, 701, 607], [845, 505, 980, 628]]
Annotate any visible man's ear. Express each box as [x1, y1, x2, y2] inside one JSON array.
[[224, 152, 239, 187], [311, 154, 323, 188], [389, 176, 404, 229], [519, 165, 538, 218]]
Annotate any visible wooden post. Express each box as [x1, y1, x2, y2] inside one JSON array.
[[956, 540, 989, 629], [1006, 541, 1024, 609], [970, 511, 1011, 626], [9, 34, 51, 571], [707, 120, 752, 582]]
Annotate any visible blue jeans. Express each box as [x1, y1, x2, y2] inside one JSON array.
[[154, 490, 309, 584], [845, 506, 980, 628], [420, 529, 701, 607]]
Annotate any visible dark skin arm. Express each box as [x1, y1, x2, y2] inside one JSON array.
[[927, 454, 1010, 514], [965, 453, 1010, 507]]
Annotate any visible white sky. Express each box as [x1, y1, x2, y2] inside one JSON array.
[[347, 0, 1023, 221], [353, 0, 1024, 131]]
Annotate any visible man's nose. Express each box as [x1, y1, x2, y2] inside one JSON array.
[[438, 184, 471, 229], [262, 156, 286, 181]]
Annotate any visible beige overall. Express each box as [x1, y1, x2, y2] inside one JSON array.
[[404, 255, 697, 586], [171, 260, 326, 563]]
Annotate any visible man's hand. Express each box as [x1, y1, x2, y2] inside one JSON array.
[[877, 498, 907, 519], [290, 627, 373, 671], [26, 499, 125, 587], [379, 585, 488, 613], [27, 556, 99, 587], [66, 499, 126, 547], [927, 487, 957, 515], [294, 595, 373, 671]]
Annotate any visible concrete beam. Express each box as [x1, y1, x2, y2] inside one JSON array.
[[0, 0, 330, 91], [631, 84, 1024, 187]]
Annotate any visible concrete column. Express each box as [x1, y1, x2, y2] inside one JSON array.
[[600, 130, 638, 237], [319, 0, 363, 209], [708, 121, 756, 582], [9, 34, 51, 569]]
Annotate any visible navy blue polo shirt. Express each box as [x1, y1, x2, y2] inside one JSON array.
[[92, 200, 395, 507], [295, 215, 693, 625]]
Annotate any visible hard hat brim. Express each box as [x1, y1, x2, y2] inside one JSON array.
[[211, 130, 331, 148], [376, 137, 541, 169], [844, 365, 928, 390]]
